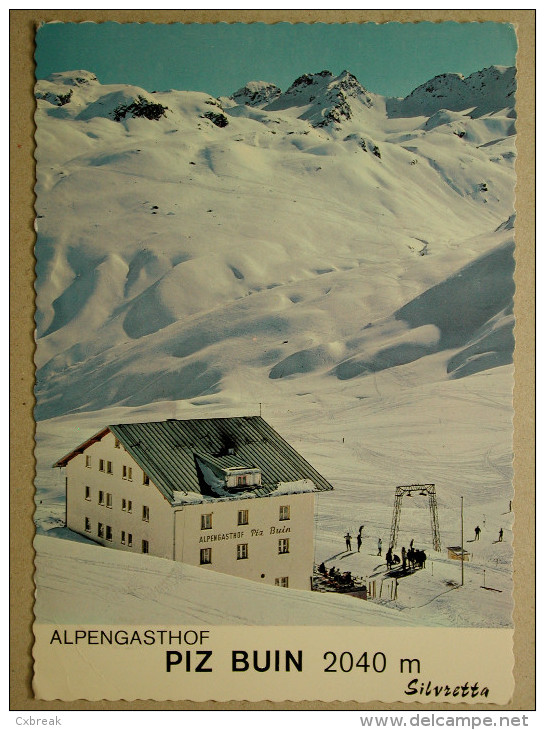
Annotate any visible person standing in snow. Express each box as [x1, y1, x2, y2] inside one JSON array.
[[356, 533, 362, 552], [475, 525, 481, 540], [345, 532, 352, 551], [377, 537, 382, 556], [386, 547, 393, 570], [499, 528, 503, 542], [402, 546, 407, 571]]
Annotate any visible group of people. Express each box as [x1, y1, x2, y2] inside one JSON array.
[[342, 528, 426, 573], [317, 562, 354, 588], [384, 539, 427, 572], [344, 526, 383, 555], [474, 525, 504, 542]]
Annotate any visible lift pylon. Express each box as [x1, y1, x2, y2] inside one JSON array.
[[388, 484, 441, 552]]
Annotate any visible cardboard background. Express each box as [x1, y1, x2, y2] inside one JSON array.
[[10, 8, 535, 711]]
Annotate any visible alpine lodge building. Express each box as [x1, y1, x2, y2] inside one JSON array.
[[54, 416, 334, 591]]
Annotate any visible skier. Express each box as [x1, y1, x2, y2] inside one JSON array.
[[499, 528, 503, 542], [475, 525, 481, 541], [377, 537, 382, 556], [345, 532, 352, 551], [356, 533, 362, 552]]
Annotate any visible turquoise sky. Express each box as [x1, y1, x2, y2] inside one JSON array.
[[35, 21, 517, 98]]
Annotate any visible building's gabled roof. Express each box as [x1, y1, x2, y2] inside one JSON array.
[[56, 416, 334, 503], [53, 427, 110, 468]]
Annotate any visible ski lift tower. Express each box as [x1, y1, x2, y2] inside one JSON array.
[[389, 484, 441, 552]]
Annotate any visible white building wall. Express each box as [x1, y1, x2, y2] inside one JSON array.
[[64, 430, 319, 590], [174, 492, 316, 590], [65, 430, 174, 559]]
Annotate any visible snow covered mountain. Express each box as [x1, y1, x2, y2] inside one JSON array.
[[387, 65, 516, 119], [34, 66, 516, 421]]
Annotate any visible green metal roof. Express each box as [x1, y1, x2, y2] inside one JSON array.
[[106, 416, 333, 503]]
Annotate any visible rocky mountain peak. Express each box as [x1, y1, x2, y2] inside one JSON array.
[[263, 69, 373, 128], [231, 81, 282, 107], [388, 65, 516, 118]]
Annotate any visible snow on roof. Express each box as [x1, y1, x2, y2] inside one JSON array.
[[55, 417, 333, 504]]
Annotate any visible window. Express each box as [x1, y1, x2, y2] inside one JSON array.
[[142, 505, 150, 522], [106, 525, 113, 541], [84, 517, 91, 532], [275, 577, 289, 588], [279, 505, 290, 521], [237, 543, 249, 560], [98, 522, 104, 538], [106, 461, 113, 474], [278, 538, 290, 554], [122, 465, 132, 481], [237, 509, 249, 526], [121, 531, 126, 545], [85, 455, 91, 468], [99, 459, 105, 472], [236, 475, 247, 487], [127, 533, 133, 547], [143, 473, 150, 485], [122, 498, 127, 511], [201, 513, 212, 530], [114, 438, 120, 449], [127, 500, 132, 514], [98, 490, 104, 505], [200, 548, 212, 565], [106, 493, 112, 509], [85, 486, 91, 501], [142, 539, 149, 554]]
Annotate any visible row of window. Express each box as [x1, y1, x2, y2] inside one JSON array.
[[200, 505, 290, 531], [84, 518, 149, 553], [84, 454, 150, 485], [199, 538, 289, 564], [84, 487, 150, 521]]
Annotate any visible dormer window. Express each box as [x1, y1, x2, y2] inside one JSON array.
[[236, 475, 247, 487]]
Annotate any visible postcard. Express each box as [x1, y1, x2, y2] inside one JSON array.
[[27, 17, 528, 705]]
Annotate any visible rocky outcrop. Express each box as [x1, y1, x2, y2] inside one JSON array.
[[111, 95, 168, 121]]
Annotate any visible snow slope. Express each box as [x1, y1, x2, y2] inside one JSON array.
[[33, 66, 516, 627], [34, 67, 515, 421], [34, 527, 511, 627]]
